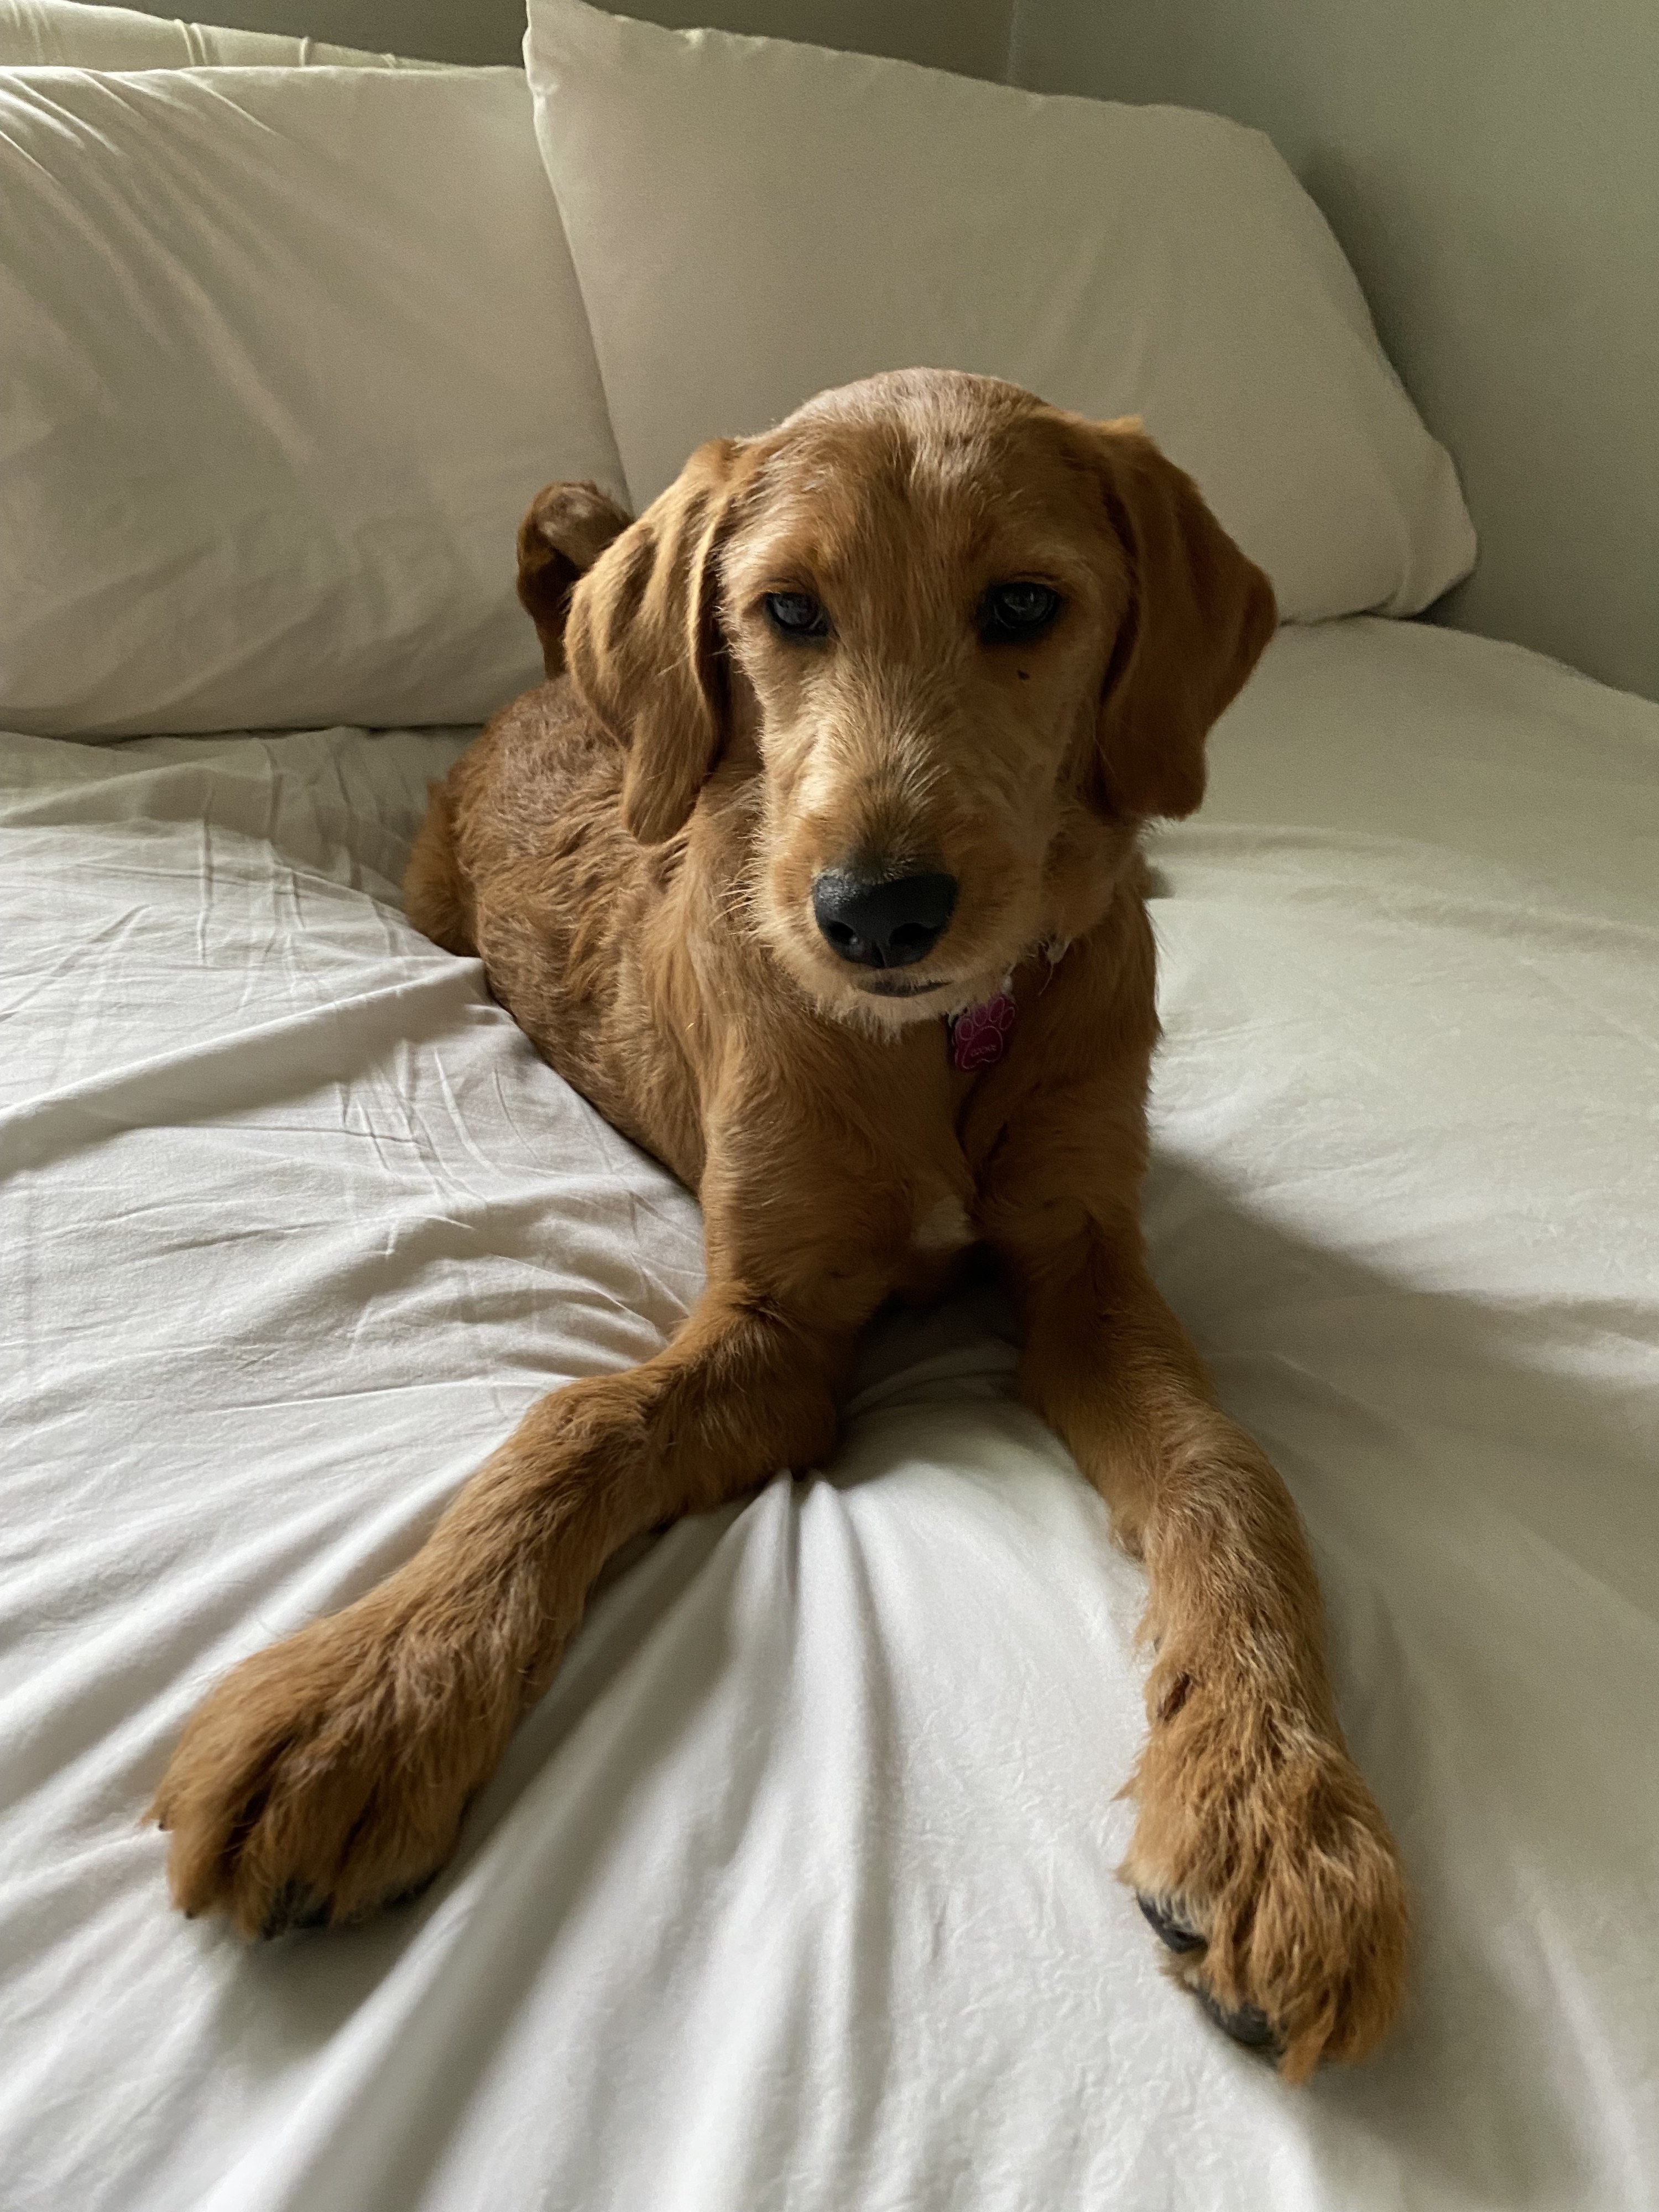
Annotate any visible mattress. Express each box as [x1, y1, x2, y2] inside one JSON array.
[[2, 617, 1655, 2211]]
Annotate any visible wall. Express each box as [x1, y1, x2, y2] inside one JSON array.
[[101, 0, 529, 62], [103, 0, 1014, 75], [1009, 0, 1659, 701]]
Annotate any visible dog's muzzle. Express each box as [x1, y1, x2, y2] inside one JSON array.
[[811, 869, 957, 968]]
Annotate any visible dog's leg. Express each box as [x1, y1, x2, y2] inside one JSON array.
[[152, 1282, 862, 1938], [993, 1194, 1408, 2079]]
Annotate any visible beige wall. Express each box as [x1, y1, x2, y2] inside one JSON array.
[[102, 0, 1014, 75], [1010, 0, 1659, 702], [100, 0, 528, 62]]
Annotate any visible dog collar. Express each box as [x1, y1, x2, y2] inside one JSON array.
[[946, 938, 1070, 1072], [949, 976, 1016, 1071]]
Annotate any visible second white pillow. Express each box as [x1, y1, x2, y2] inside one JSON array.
[[526, 0, 1474, 624]]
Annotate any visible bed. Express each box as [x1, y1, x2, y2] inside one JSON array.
[[4, 614, 1655, 2210], [3, 3, 1656, 2206]]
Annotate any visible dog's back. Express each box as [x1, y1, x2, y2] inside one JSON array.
[[409, 680, 714, 1186]]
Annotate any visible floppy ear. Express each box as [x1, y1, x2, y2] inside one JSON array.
[[1089, 421, 1277, 821], [565, 439, 742, 846], [516, 481, 633, 677]]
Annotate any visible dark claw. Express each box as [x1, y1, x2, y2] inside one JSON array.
[[1196, 1985, 1279, 2050], [260, 1880, 330, 1939], [1137, 1893, 1206, 1954]]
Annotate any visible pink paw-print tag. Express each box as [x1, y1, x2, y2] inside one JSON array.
[[948, 987, 1017, 1072]]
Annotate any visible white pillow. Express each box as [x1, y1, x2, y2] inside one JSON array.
[[525, 0, 1475, 623], [0, 65, 624, 738]]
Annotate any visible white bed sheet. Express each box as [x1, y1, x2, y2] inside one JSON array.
[[1, 618, 1655, 2211]]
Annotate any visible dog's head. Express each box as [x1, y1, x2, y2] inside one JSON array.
[[547, 371, 1275, 1030]]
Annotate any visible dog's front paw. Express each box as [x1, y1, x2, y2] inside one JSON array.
[[150, 1593, 516, 1938], [1121, 1675, 1408, 2081]]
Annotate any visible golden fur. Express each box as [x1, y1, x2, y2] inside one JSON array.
[[152, 371, 1407, 2081]]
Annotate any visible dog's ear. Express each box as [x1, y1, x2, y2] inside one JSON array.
[[517, 481, 634, 678], [565, 439, 742, 847], [1087, 420, 1277, 822]]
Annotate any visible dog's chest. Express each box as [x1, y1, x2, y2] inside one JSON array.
[[889, 1183, 979, 1308], [888, 982, 1046, 1293], [910, 1193, 974, 1256]]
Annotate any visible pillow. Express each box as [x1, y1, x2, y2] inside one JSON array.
[[0, 0, 437, 68], [525, 0, 1476, 623], [0, 65, 624, 738]]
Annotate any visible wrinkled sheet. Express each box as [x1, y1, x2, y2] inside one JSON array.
[[1, 617, 1655, 2211]]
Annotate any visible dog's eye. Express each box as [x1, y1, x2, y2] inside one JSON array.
[[980, 582, 1062, 641], [765, 592, 831, 639]]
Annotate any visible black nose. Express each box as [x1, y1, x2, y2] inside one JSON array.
[[811, 870, 958, 968]]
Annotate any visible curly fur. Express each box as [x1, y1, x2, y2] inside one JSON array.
[[153, 371, 1406, 2078]]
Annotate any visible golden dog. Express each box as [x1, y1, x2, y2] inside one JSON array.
[[153, 370, 1408, 2080]]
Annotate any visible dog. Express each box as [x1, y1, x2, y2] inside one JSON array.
[[152, 369, 1408, 2080]]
